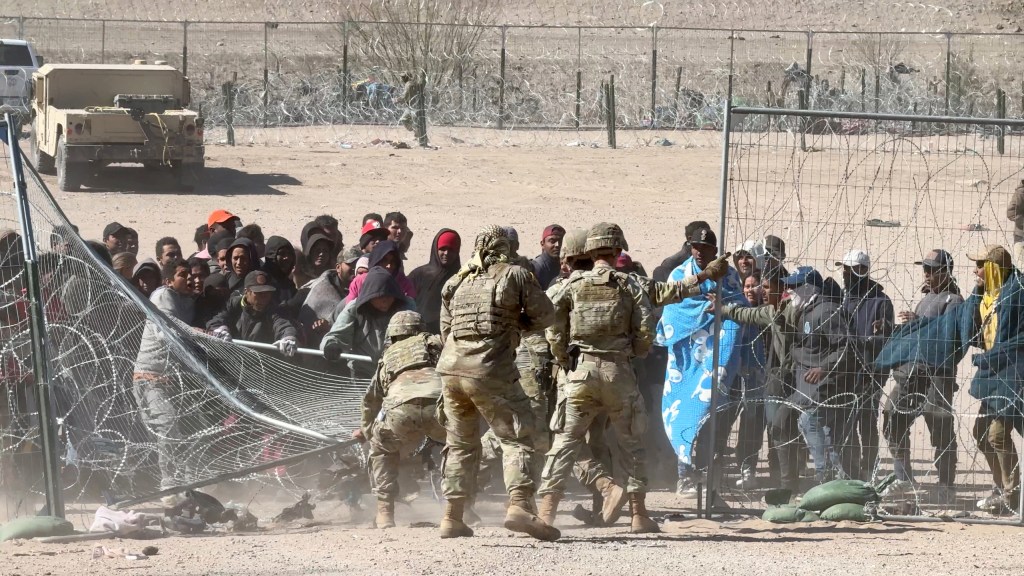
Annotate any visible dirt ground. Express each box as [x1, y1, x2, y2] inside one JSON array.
[[3, 491, 1024, 576], [34, 125, 725, 272]]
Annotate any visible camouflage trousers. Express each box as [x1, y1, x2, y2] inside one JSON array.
[[132, 374, 183, 490], [440, 374, 537, 501], [368, 398, 446, 501], [539, 355, 649, 496], [478, 370, 550, 487]]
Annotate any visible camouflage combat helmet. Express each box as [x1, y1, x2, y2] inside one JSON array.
[[584, 222, 626, 254], [386, 311, 424, 339], [560, 229, 589, 260]]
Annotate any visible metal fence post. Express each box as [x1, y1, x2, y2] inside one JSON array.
[[498, 26, 507, 130], [944, 32, 952, 116], [707, 34, 736, 520], [998, 88, 1006, 154], [804, 32, 814, 107], [17, 16, 24, 39], [263, 23, 270, 128], [5, 114, 65, 519], [101, 21, 107, 64], [650, 25, 658, 124], [341, 21, 350, 118], [576, 27, 582, 129], [182, 21, 189, 76]]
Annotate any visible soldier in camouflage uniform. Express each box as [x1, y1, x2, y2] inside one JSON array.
[[537, 223, 729, 533], [476, 229, 589, 492], [566, 224, 728, 525], [435, 225, 558, 541], [355, 311, 446, 529]]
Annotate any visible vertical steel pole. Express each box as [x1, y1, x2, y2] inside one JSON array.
[[804, 31, 814, 105], [5, 113, 65, 518], [181, 21, 189, 76], [944, 33, 952, 116], [101, 21, 106, 64], [263, 23, 269, 128], [576, 27, 582, 130], [650, 25, 658, 123], [498, 26, 507, 130], [341, 21, 350, 116], [17, 17, 24, 40], [706, 34, 735, 521]]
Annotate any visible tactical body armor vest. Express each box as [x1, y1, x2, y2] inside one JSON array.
[[570, 268, 631, 341], [448, 263, 521, 339], [382, 333, 436, 382]]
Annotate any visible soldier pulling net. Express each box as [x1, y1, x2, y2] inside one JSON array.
[[0, 125, 368, 515]]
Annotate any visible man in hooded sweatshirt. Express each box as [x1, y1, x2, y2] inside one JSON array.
[[835, 249, 894, 480], [345, 240, 417, 303], [301, 247, 358, 347], [321, 267, 415, 379], [303, 233, 336, 281], [408, 229, 462, 334], [224, 238, 260, 295]]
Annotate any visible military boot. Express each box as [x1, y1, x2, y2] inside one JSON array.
[[504, 488, 560, 541], [537, 492, 561, 526], [628, 493, 661, 534], [375, 499, 395, 529], [595, 476, 629, 525], [439, 500, 474, 539]]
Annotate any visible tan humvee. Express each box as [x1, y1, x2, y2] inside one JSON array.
[[29, 63, 205, 191]]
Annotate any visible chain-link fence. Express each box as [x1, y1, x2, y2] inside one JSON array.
[[5, 17, 1024, 145], [690, 107, 1024, 524]]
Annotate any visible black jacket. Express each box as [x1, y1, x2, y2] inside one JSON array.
[[207, 293, 298, 345], [408, 228, 460, 334]]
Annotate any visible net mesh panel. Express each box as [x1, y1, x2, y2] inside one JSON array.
[[712, 110, 1024, 519], [0, 138, 367, 518]]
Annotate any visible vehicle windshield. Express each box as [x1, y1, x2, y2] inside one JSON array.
[[0, 45, 34, 67]]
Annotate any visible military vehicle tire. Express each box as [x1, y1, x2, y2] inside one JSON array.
[[30, 124, 55, 174], [56, 136, 83, 192]]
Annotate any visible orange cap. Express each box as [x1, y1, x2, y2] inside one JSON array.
[[207, 209, 237, 230]]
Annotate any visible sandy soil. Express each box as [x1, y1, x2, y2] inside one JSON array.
[[34, 125, 725, 271], [3, 492, 1024, 576]]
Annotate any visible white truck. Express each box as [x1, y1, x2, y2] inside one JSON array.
[[0, 39, 42, 121]]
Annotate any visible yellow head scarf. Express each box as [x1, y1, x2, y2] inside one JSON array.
[[979, 261, 1009, 350]]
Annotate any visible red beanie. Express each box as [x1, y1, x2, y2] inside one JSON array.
[[437, 231, 461, 251]]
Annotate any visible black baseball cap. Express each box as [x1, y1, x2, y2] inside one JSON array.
[[103, 222, 128, 239], [688, 227, 717, 248], [244, 270, 277, 293], [914, 249, 953, 270]]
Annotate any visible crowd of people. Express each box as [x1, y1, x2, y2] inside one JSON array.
[[3, 202, 1024, 540]]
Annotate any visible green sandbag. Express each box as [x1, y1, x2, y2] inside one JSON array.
[[0, 516, 76, 541], [800, 510, 821, 522], [819, 502, 869, 522], [798, 475, 896, 512], [762, 505, 812, 524]]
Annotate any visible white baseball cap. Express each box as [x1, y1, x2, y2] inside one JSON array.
[[835, 249, 871, 276]]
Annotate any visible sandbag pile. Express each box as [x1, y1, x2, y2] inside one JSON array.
[[762, 475, 896, 524]]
